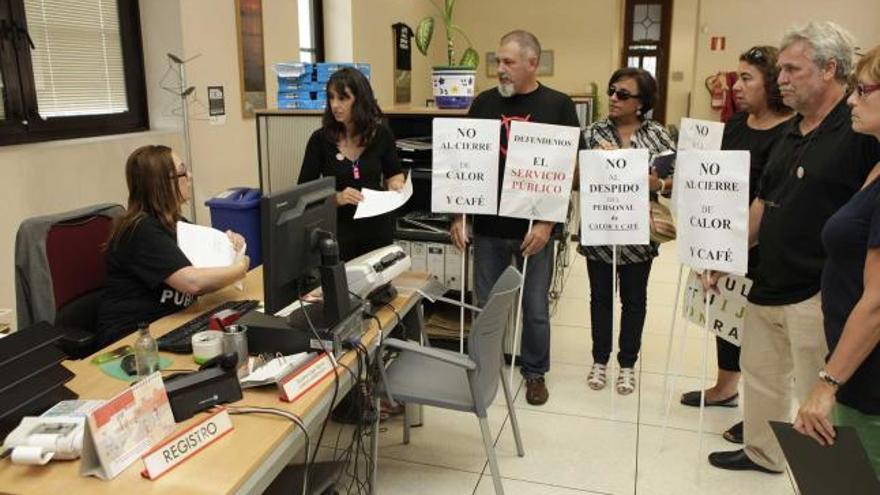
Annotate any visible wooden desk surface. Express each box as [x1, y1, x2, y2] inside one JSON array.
[[0, 268, 428, 495]]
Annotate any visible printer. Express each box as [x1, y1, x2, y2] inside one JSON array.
[[345, 245, 411, 303]]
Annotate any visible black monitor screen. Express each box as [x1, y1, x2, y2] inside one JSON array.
[[261, 177, 337, 315]]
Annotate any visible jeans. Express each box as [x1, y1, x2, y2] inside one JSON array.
[[586, 258, 653, 368], [473, 234, 553, 378]]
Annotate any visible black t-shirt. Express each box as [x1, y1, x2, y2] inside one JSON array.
[[467, 84, 586, 239], [721, 111, 792, 276], [821, 176, 880, 414], [97, 216, 194, 346], [749, 97, 880, 305], [298, 124, 403, 259], [721, 111, 792, 203]]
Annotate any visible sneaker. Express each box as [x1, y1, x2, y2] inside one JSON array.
[[525, 377, 549, 405], [587, 363, 607, 390], [616, 367, 636, 395]]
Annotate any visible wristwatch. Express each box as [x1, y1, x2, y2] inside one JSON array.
[[819, 369, 842, 388]]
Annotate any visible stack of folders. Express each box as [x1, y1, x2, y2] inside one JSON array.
[[395, 240, 473, 294], [395, 137, 432, 171]]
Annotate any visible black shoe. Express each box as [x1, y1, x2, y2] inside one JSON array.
[[680, 390, 738, 407], [708, 449, 782, 474], [723, 421, 744, 444]]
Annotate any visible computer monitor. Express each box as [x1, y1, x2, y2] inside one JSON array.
[[260, 177, 338, 316]]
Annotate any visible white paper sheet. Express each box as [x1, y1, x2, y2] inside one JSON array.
[[353, 172, 413, 219], [176, 221, 240, 268]]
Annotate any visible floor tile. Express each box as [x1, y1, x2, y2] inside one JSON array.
[[474, 476, 604, 495]]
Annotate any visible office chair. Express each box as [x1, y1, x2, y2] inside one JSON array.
[[375, 266, 525, 495], [15, 203, 124, 358]]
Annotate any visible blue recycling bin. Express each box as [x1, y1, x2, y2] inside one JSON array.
[[205, 187, 262, 269]]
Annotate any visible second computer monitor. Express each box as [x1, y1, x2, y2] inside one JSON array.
[[260, 177, 337, 315]]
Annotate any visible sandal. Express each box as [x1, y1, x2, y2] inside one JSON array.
[[616, 367, 636, 395], [587, 363, 607, 390], [723, 421, 744, 444]]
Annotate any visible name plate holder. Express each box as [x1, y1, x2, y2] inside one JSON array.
[[141, 407, 234, 480], [277, 353, 336, 402]]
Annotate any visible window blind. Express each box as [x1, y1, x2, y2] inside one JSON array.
[[24, 0, 128, 118]]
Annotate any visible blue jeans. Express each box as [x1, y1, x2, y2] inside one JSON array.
[[474, 234, 553, 378]]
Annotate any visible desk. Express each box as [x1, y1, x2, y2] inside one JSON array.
[[0, 268, 428, 495]]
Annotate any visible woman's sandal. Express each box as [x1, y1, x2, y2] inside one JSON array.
[[587, 363, 607, 390], [616, 367, 636, 395]]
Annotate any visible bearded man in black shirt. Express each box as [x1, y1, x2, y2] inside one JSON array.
[[706, 22, 880, 474], [449, 30, 584, 406]]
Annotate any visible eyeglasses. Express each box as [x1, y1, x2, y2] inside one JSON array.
[[607, 87, 639, 101], [171, 164, 189, 179], [744, 47, 767, 65], [855, 83, 880, 98]]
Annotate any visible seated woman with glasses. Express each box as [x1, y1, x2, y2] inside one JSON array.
[[580, 67, 675, 395], [680, 45, 793, 444], [96, 145, 249, 347]]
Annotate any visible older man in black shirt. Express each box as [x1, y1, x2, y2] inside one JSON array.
[[707, 22, 880, 474]]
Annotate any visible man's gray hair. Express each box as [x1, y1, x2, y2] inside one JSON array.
[[500, 30, 541, 62], [780, 21, 856, 81]]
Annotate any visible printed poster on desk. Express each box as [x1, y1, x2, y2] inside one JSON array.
[[431, 118, 500, 215], [497, 121, 579, 222], [80, 372, 177, 480], [578, 149, 650, 246], [675, 150, 750, 275]]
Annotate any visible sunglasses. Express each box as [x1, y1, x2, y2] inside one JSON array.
[[855, 83, 880, 98], [744, 47, 767, 64], [607, 87, 640, 101]]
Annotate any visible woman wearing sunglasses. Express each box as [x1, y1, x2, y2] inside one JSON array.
[[581, 67, 674, 394], [794, 45, 880, 476], [681, 46, 793, 444], [97, 145, 248, 347]]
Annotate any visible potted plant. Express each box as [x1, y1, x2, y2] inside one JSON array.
[[415, 0, 479, 109]]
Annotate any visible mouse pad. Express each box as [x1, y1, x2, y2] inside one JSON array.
[[97, 356, 174, 382]]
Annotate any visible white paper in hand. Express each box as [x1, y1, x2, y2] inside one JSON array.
[[353, 172, 413, 219], [176, 222, 237, 267]]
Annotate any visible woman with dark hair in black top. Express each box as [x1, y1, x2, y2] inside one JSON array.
[[680, 46, 793, 444], [298, 68, 405, 261]]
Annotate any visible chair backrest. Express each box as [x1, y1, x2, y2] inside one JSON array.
[[467, 266, 523, 412], [46, 215, 114, 330]]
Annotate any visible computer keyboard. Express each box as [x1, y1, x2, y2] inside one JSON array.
[[157, 299, 261, 353]]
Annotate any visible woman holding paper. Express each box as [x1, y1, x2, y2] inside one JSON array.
[[298, 68, 406, 261], [680, 46, 793, 445], [794, 45, 880, 475], [97, 145, 248, 347], [580, 68, 675, 394]]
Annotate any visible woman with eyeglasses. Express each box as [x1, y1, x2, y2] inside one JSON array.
[[680, 46, 793, 444], [581, 67, 675, 395], [96, 145, 249, 347], [793, 45, 880, 476], [298, 67, 405, 262]]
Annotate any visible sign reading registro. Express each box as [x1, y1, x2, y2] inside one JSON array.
[[141, 408, 234, 480]]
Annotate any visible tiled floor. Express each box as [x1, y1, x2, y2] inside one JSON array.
[[351, 243, 801, 494]]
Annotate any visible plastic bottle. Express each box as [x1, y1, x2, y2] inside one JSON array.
[[134, 322, 159, 379]]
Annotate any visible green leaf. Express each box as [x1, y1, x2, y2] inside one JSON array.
[[459, 47, 479, 68], [445, 0, 456, 17], [415, 17, 435, 56]]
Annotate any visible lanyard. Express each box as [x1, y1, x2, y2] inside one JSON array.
[[352, 158, 361, 180]]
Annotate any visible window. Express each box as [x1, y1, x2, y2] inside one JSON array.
[[622, 0, 673, 124], [297, 0, 324, 63], [0, 0, 147, 145]]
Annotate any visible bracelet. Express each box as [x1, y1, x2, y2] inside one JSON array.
[[819, 369, 842, 388]]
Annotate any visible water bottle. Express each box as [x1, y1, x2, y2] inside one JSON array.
[[134, 322, 159, 379]]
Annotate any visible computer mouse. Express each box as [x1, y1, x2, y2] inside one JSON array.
[[121, 354, 137, 376]]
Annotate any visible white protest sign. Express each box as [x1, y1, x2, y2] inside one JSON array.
[[579, 149, 650, 246], [676, 150, 750, 275], [683, 270, 751, 346], [678, 118, 725, 151], [498, 121, 579, 222], [431, 118, 500, 214]]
